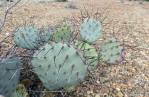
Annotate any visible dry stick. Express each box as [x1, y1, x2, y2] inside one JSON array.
[[0, 0, 21, 32], [27, 89, 68, 93]]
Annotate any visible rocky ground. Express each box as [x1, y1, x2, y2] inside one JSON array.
[[0, 0, 149, 97]]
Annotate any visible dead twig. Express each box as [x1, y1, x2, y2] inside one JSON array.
[[0, 0, 21, 32]]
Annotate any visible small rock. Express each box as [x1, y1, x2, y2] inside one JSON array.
[[87, 90, 93, 95], [112, 88, 124, 97], [65, 1, 78, 9], [5, 32, 9, 36], [95, 94, 100, 97], [99, 77, 109, 84]]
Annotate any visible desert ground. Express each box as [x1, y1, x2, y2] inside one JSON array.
[[0, 0, 149, 97]]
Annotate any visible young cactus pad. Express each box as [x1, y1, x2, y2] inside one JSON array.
[[31, 43, 87, 90], [99, 38, 124, 64], [52, 24, 72, 43], [0, 57, 21, 97], [80, 18, 102, 43], [14, 25, 51, 49], [11, 84, 28, 97], [75, 41, 98, 69]]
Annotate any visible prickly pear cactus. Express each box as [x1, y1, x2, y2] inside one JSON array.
[[99, 38, 124, 64], [80, 18, 102, 43], [52, 24, 72, 43], [0, 57, 21, 97], [75, 41, 98, 69], [31, 43, 87, 90], [14, 25, 51, 49]]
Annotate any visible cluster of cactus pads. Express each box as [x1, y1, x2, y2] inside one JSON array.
[[0, 17, 124, 96]]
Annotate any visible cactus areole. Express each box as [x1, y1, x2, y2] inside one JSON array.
[[31, 43, 87, 90]]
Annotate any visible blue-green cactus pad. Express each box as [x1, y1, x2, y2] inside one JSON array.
[[99, 38, 124, 64], [0, 57, 21, 97], [80, 18, 102, 43], [31, 43, 87, 90], [14, 25, 51, 49]]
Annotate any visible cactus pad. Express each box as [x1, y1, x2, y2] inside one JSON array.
[[31, 43, 87, 90], [11, 84, 28, 97], [0, 57, 21, 97], [99, 38, 124, 64], [80, 18, 102, 43], [14, 25, 51, 49], [52, 24, 72, 43], [75, 41, 98, 69]]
